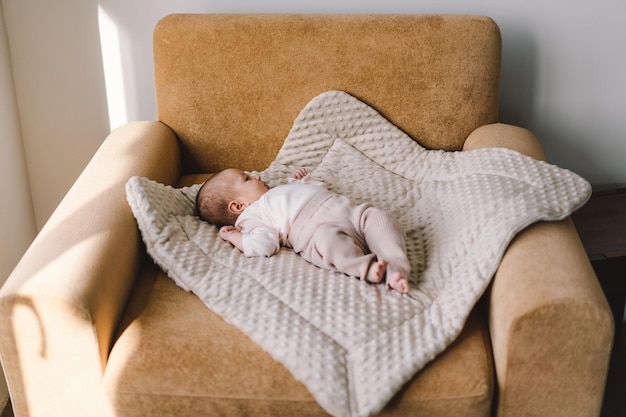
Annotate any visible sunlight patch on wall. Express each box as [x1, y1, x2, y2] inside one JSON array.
[[98, 5, 127, 131]]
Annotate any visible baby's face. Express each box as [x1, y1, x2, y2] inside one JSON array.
[[224, 168, 269, 205]]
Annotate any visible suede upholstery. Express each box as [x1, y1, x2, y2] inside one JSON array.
[[153, 14, 501, 173], [0, 14, 613, 417]]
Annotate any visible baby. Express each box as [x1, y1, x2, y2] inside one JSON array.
[[196, 167, 411, 293]]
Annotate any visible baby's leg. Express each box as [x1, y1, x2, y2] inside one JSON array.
[[359, 207, 411, 293], [303, 225, 380, 281]]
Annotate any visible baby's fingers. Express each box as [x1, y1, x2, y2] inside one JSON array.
[[219, 225, 233, 235], [292, 167, 308, 179]]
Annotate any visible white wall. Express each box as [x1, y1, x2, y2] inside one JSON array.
[[0, 1, 37, 408], [2, 0, 110, 229], [0, 2, 36, 294]]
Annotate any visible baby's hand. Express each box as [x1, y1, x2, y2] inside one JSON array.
[[219, 225, 244, 252], [219, 225, 241, 241], [290, 167, 309, 181], [288, 167, 326, 189]]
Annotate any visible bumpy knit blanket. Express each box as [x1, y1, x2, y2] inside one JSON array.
[[126, 91, 591, 417]]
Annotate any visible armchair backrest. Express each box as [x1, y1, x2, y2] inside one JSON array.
[[153, 14, 501, 174]]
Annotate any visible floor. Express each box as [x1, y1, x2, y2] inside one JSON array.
[[1, 323, 624, 417], [0, 401, 10, 417]]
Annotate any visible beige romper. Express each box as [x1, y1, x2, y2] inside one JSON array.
[[288, 190, 411, 284]]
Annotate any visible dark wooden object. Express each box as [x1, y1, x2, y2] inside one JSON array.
[[571, 185, 626, 347]]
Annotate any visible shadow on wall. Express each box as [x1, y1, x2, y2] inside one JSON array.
[[535, 123, 613, 184], [497, 26, 606, 183], [498, 27, 536, 129], [97, 1, 176, 125]]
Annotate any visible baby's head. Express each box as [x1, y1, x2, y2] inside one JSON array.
[[196, 168, 269, 226]]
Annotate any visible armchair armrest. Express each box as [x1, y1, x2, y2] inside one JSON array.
[[464, 123, 547, 161], [0, 121, 181, 417], [465, 123, 614, 417]]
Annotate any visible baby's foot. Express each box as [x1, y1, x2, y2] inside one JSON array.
[[366, 259, 387, 284], [387, 272, 410, 294]]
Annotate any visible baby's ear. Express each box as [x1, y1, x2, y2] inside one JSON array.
[[228, 200, 246, 215]]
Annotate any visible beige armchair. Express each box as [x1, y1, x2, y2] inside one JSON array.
[[0, 14, 613, 417]]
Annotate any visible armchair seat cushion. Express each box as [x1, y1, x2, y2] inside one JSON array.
[[104, 263, 494, 417]]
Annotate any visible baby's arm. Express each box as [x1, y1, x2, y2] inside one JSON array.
[[219, 225, 244, 252], [220, 224, 281, 257]]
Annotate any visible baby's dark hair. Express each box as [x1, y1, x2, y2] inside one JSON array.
[[196, 172, 238, 227]]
